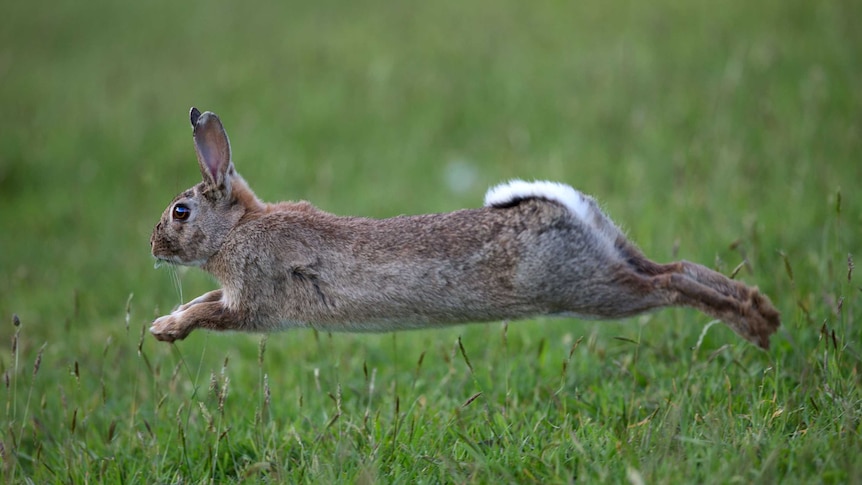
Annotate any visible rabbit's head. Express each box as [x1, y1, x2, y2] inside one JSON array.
[[151, 108, 257, 267]]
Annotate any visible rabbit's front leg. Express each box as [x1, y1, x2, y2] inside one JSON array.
[[175, 289, 223, 312], [151, 296, 243, 342]]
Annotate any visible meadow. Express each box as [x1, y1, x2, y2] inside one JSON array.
[[1, 0, 860, 482]]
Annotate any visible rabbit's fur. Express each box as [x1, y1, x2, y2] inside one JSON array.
[[150, 108, 780, 349]]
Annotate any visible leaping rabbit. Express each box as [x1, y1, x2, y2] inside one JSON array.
[[150, 108, 780, 348]]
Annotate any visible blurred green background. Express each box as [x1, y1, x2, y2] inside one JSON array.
[[0, 0, 860, 481]]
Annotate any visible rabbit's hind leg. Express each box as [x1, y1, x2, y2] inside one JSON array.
[[651, 262, 780, 349]]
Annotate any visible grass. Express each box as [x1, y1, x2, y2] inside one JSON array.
[[1, 0, 861, 482]]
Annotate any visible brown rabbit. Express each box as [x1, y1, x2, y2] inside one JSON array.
[[150, 108, 780, 348]]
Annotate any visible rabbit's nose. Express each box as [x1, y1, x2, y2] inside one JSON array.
[[150, 222, 162, 245]]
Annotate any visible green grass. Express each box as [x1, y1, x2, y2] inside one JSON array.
[[1, 0, 861, 482]]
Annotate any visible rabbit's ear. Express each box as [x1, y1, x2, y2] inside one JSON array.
[[190, 107, 233, 192]]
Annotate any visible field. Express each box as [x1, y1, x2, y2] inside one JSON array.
[[1, 0, 861, 482]]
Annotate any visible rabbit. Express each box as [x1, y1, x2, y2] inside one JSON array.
[[150, 107, 781, 349]]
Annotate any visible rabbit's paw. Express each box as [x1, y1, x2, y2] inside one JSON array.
[[151, 313, 194, 342]]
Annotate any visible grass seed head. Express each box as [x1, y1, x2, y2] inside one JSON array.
[[258, 336, 267, 367], [209, 372, 218, 397], [219, 376, 230, 414], [457, 336, 473, 373], [33, 343, 46, 376], [125, 293, 133, 331]]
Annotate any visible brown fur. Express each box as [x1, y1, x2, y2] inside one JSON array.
[[150, 108, 780, 348]]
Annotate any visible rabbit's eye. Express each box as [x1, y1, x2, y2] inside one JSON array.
[[172, 204, 191, 221]]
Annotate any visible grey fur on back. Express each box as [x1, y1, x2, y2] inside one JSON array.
[[206, 196, 641, 331]]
